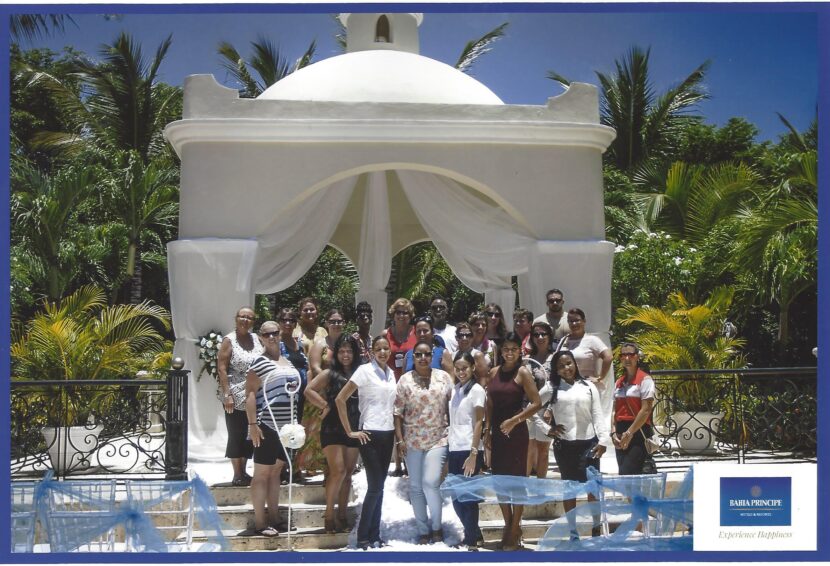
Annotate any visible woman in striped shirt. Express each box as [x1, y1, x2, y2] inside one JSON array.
[[245, 321, 301, 537]]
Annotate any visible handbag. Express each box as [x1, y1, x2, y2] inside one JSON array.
[[621, 395, 661, 455]]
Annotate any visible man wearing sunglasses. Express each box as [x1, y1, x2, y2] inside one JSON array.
[[533, 288, 569, 340]]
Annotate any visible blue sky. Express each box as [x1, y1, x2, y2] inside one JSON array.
[[14, 6, 821, 141]]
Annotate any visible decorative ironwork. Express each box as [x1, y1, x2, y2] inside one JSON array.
[[648, 367, 817, 468], [11, 368, 189, 479]]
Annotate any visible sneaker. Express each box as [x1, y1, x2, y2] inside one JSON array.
[[430, 529, 444, 543]]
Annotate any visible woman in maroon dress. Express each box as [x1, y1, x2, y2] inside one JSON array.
[[484, 332, 541, 550]]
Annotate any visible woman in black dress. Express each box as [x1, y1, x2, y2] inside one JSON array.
[[484, 332, 541, 550], [303, 334, 362, 533]]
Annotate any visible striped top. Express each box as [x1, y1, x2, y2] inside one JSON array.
[[249, 355, 301, 431]]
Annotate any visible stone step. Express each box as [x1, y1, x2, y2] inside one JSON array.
[[210, 481, 347, 506], [217, 503, 359, 530]]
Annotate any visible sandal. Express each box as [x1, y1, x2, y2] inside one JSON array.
[[324, 517, 336, 534], [255, 526, 278, 537], [417, 534, 431, 545], [231, 476, 251, 487], [274, 521, 298, 533]]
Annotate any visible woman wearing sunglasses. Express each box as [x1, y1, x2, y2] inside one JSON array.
[[394, 338, 453, 544], [441, 322, 490, 384], [611, 343, 656, 475], [524, 322, 555, 479]]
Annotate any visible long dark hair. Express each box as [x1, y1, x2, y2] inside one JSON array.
[[484, 302, 507, 340], [528, 322, 554, 357], [453, 350, 477, 396], [549, 349, 587, 404], [326, 334, 361, 401]]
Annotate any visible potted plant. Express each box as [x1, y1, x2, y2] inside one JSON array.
[[616, 286, 746, 453], [11, 285, 171, 473]]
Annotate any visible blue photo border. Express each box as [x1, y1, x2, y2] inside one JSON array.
[[1, 1, 827, 563]]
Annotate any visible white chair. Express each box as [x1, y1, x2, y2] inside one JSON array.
[[597, 472, 667, 538], [44, 479, 117, 552], [11, 482, 38, 553], [125, 477, 223, 552]]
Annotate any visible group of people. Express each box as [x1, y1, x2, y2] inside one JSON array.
[[214, 289, 657, 550]]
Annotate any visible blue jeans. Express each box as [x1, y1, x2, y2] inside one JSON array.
[[448, 450, 484, 545], [357, 430, 394, 544], [405, 444, 448, 535]]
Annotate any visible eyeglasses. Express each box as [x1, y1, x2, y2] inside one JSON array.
[[301, 308, 316, 314], [430, 305, 447, 312], [327, 320, 345, 326], [261, 331, 279, 338], [620, 352, 637, 358], [486, 312, 500, 318], [457, 332, 473, 339], [357, 312, 372, 318], [533, 332, 550, 339], [413, 352, 432, 359], [394, 310, 410, 316], [279, 318, 297, 324]]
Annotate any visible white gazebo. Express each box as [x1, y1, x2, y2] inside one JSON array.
[[165, 13, 616, 462]]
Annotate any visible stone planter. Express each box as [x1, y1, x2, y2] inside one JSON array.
[[41, 424, 103, 474], [675, 411, 723, 453]]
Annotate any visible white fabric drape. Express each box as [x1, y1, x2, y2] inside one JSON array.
[[396, 170, 534, 311], [355, 172, 392, 336], [167, 238, 259, 462], [254, 176, 357, 293]]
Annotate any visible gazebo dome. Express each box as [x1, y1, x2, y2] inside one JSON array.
[[258, 12, 503, 105], [257, 49, 504, 105]]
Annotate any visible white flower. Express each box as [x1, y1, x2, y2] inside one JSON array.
[[209, 332, 217, 339], [627, 244, 638, 250], [200, 337, 207, 347], [664, 234, 671, 239], [673, 257, 683, 265], [689, 247, 697, 253], [206, 340, 214, 349], [615, 245, 626, 253], [648, 232, 658, 238]]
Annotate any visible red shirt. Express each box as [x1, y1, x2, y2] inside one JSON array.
[[613, 368, 655, 424], [385, 327, 417, 381]]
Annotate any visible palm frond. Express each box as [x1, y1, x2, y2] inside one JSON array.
[[455, 22, 508, 74]]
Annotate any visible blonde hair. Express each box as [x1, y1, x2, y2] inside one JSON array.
[[387, 297, 415, 318]]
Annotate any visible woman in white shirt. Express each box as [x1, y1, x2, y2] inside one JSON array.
[[545, 349, 610, 540], [335, 336, 396, 550], [446, 351, 486, 550]]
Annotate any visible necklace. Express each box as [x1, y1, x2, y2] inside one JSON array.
[[414, 369, 432, 388]]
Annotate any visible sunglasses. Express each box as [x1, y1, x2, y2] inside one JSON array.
[[279, 318, 297, 324], [620, 352, 637, 358], [413, 352, 432, 359], [327, 320, 345, 325], [547, 298, 563, 304], [457, 332, 473, 339], [486, 312, 500, 318], [301, 308, 317, 313], [533, 332, 550, 339], [261, 331, 279, 338], [430, 305, 447, 311], [394, 310, 410, 316]]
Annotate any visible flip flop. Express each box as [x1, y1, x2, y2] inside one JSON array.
[[255, 526, 278, 537]]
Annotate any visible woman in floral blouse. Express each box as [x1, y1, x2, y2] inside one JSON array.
[[394, 338, 453, 544]]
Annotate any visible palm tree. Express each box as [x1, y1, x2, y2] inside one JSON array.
[[103, 152, 179, 303], [387, 242, 457, 308], [10, 14, 74, 43], [728, 151, 817, 345], [11, 159, 99, 301], [550, 46, 710, 171], [632, 160, 758, 242], [11, 285, 171, 426], [617, 286, 745, 371], [217, 36, 316, 98], [27, 32, 180, 163]]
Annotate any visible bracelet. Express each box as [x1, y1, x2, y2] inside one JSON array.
[[395, 440, 403, 446], [470, 447, 478, 454], [248, 423, 257, 426]]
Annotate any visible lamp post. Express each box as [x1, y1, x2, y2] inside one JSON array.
[[166, 357, 189, 480]]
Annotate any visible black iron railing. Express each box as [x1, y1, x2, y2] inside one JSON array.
[[11, 367, 189, 480], [648, 367, 816, 468]]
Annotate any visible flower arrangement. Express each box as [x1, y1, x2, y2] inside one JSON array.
[[197, 331, 223, 382]]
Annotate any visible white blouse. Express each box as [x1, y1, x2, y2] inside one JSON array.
[[549, 379, 611, 445], [349, 360, 396, 431]]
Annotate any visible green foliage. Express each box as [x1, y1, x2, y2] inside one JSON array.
[[11, 285, 172, 425], [612, 229, 704, 311], [672, 117, 761, 165], [264, 247, 359, 319], [217, 36, 316, 98], [552, 46, 710, 171], [454, 22, 509, 74]]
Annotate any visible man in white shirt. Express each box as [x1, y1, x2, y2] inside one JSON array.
[[430, 296, 458, 355], [533, 288, 569, 340]]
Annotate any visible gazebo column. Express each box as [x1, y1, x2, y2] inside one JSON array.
[[355, 172, 392, 337], [523, 239, 616, 418], [167, 238, 258, 463]]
